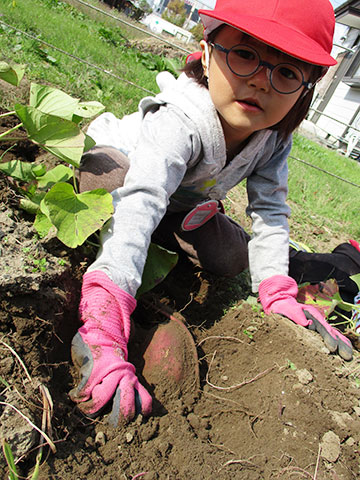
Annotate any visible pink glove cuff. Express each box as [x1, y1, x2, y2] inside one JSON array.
[[349, 239, 360, 252], [79, 270, 136, 352], [259, 275, 298, 314]]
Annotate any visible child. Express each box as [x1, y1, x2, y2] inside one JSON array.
[[69, 0, 354, 425]]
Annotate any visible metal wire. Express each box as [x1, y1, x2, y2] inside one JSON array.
[[0, 14, 359, 190], [309, 107, 360, 134], [289, 155, 360, 188], [0, 19, 156, 95], [72, 0, 193, 55]]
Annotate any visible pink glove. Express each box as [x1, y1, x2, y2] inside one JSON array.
[[258, 275, 353, 361], [69, 270, 152, 425]]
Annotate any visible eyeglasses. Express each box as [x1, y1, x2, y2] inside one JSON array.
[[208, 42, 313, 95]]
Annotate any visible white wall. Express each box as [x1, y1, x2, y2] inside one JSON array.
[[141, 13, 193, 43], [316, 82, 360, 139]]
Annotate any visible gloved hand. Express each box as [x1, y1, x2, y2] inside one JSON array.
[[69, 270, 152, 425], [258, 275, 353, 361]]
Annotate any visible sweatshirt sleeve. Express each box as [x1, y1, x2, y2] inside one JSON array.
[[88, 104, 202, 297], [246, 137, 292, 292]]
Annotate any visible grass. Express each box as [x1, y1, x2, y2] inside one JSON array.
[[0, 0, 185, 116], [0, 0, 359, 244], [0, 1, 359, 476], [289, 134, 360, 240]]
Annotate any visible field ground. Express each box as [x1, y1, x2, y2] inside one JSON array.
[[1, 1, 360, 477], [1, 114, 360, 480]]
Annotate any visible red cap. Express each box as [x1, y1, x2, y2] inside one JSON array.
[[186, 51, 202, 64], [198, 0, 336, 66]]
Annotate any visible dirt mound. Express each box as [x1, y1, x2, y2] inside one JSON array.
[[1, 133, 360, 480]]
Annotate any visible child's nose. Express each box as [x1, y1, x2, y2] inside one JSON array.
[[246, 66, 271, 92]]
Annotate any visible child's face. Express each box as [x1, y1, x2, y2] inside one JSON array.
[[201, 26, 311, 147]]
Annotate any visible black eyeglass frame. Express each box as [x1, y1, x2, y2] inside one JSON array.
[[208, 42, 314, 95]]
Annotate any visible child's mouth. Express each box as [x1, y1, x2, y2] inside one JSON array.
[[237, 98, 262, 112]]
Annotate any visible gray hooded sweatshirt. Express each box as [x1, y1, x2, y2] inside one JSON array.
[[87, 72, 292, 296]]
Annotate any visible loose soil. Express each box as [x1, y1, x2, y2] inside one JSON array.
[[1, 114, 360, 480]]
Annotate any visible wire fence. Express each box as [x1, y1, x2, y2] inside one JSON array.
[[309, 107, 360, 135], [288, 155, 360, 188], [306, 40, 360, 159], [0, 19, 155, 95], [1, 1, 359, 190], [73, 0, 193, 55]]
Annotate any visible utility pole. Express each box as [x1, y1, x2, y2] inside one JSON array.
[[183, 0, 197, 29]]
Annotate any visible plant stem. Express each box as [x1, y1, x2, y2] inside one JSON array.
[[0, 111, 16, 118], [0, 137, 25, 142], [0, 123, 23, 140], [85, 239, 100, 248], [71, 165, 78, 194]]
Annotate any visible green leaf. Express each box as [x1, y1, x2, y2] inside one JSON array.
[[0, 61, 25, 86], [29, 83, 79, 121], [297, 280, 339, 317], [40, 183, 114, 248], [2, 439, 18, 480], [243, 329, 253, 339], [30, 452, 42, 480], [297, 279, 357, 318], [46, 55, 58, 65], [163, 57, 182, 76], [15, 104, 86, 167], [84, 134, 96, 153], [34, 210, 53, 238], [0, 159, 35, 182], [350, 273, 360, 292], [73, 100, 105, 119], [245, 295, 258, 306], [20, 193, 45, 214], [286, 359, 297, 371], [0, 376, 10, 388], [137, 243, 178, 298], [331, 291, 353, 312], [31, 164, 47, 177], [34, 45, 58, 65], [37, 165, 73, 189]]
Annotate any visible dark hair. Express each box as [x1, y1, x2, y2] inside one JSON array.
[[182, 28, 324, 140]]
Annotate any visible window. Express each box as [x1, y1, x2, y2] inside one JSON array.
[[343, 39, 360, 87]]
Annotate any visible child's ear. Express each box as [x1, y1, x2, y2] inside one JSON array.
[[200, 40, 209, 77]]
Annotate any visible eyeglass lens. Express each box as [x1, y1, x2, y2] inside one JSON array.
[[227, 45, 304, 94]]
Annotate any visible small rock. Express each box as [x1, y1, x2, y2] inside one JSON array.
[[140, 420, 158, 442], [0, 356, 14, 375], [158, 441, 171, 456], [187, 412, 200, 430], [345, 437, 355, 446], [95, 431, 106, 446], [125, 432, 134, 443], [0, 391, 37, 461], [135, 414, 143, 426], [292, 383, 303, 391], [320, 345, 331, 355], [84, 436, 94, 447], [353, 406, 360, 417], [329, 411, 352, 430], [321, 431, 341, 462], [200, 418, 210, 430], [295, 369, 313, 385]]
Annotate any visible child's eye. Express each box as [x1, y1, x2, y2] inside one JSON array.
[[278, 66, 300, 80], [233, 48, 256, 61]]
